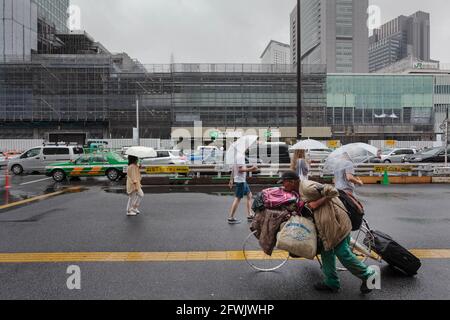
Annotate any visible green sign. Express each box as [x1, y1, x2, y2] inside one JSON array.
[[264, 131, 273, 138], [210, 131, 219, 139]]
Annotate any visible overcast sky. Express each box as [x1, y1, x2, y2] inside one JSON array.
[[71, 0, 450, 64]]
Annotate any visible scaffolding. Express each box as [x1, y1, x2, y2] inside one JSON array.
[[0, 56, 327, 139]]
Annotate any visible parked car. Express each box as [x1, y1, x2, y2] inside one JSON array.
[[403, 147, 450, 163], [380, 148, 417, 163], [46, 152, 128, 182], [8, 145, 84, 175], [0, 151, 22, 169], [248, 143, 291, 164], [142, 150, 188, 166]]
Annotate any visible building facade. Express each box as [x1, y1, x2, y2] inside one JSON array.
[[260, 40, 290, 65], [290, 0, 369, 73], [35, 0, 69, 33], [327, 74, 435, 142], [0, 0, 38, 62], [369, 11, 432, 73], [0, 0, 70, 62], [1, 52, 443, 144]]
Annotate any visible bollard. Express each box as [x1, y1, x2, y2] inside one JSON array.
[[382, 170, 390, 185], [4, 155, 11, 190]]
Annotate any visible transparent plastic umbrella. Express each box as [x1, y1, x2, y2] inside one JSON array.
[[291, 139, 328, 151], [324, 143, 378, 173], [225, 135, 258, 165], [125, 146, 157, 159]]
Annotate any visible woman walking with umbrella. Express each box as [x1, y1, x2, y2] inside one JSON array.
[[125, 147, 157, 216], [290, 149, 310, 182]]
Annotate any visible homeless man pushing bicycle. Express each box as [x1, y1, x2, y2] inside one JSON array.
[[299, 177, 377, 294], [254, 171, 377, 294]]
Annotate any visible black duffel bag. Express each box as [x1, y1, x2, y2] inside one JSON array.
[[338, 190, 365, 231], [365, 230, 422, 276]]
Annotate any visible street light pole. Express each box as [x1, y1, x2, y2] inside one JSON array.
[[446, 106, 449, 167], [296, 0, 302, 141], [136, 94, 140, 146]]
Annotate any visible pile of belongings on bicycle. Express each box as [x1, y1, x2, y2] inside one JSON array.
[[250, 181, 366, 261]]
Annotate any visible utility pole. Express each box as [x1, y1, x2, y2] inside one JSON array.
[[136, 94, 140, 146], [296, 0, 302, 141], [446, 106, 449, 167]]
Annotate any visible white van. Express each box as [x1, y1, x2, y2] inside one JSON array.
[[8, 145, 84, 175]]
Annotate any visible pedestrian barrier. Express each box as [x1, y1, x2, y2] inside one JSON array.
[[139, 163, 447, 180]]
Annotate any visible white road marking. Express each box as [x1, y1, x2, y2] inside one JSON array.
[[19, 177, 52, 186]]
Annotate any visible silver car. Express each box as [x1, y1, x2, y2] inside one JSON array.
[[380, 148, 417, 163], [8, 145, 84, 175]]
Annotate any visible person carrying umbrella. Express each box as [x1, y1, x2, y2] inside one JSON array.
[[125, 147, 157, 217], [226, 136, 259, 225], [290, 149, 310, 182], [333, 152, 364, 195], [126, 155, 143, 216]]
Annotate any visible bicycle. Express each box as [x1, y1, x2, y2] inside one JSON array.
[[243, 209, 380, 272]]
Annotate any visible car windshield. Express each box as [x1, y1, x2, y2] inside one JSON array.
[[382, 149, 393, 155]]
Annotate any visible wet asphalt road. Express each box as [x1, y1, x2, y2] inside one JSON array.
[[0, 172, 449, 300]]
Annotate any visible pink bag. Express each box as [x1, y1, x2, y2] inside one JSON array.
[[262, 187, 299, 209]]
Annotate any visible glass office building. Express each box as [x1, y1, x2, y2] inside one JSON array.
[[327, 74, 435, 141], [35, 0, 70, 33]]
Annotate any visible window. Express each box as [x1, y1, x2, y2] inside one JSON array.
[[75, 156, 91, 165], [23, 148, 41, 159], [43, 148, 70, 155], [157, 151, 170, 158], [92, 156, 107, 163], [73, 147, 84, 155]]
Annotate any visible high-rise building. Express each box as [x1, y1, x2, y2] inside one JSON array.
[[260, 40, 291, 65], [0, 0, 38, 62], [35, 0, 70, 33], [290, 0, 369, 73], [369, 11, 431, 73], [0, 0, 70, 61]]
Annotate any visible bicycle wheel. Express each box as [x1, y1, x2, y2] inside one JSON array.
[[243, 231, 290, 272]]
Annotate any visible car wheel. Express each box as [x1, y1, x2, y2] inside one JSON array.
[[384, 160, 392, 164], [106, 169, 120, 181], [11, 164, 23, 175], [52, 170, 66, 182]]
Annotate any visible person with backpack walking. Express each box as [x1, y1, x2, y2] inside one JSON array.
[[126, 155, 144, 216]]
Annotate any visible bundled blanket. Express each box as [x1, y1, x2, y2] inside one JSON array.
[[300, 180, 352, 252], [251, 209, 291, 256]]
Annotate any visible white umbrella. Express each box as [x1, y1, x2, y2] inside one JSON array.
[[125, 146, 157, 159], [225, 135, 258, 165], [324, 143, 378, 173], [291, 139, 328, 151]]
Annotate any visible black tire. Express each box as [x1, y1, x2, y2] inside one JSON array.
[[106, 168, 120, 181], [11, 164, 24, 175], [384, 160, 392, 164], [52, 170, 66, 183]]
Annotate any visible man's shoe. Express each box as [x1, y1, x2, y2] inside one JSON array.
[[313, 283, 339, 293], [127, 211, 137, 217], [360, 281, 373, 295]]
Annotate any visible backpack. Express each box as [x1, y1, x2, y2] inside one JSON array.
[[338, 190, 365, 231]]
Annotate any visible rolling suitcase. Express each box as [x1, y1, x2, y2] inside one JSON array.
[[367, 230, 421, 276]]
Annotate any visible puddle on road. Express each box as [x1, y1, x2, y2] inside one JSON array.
[[0, 186, 88, 208], [103, 185, 269, 197]]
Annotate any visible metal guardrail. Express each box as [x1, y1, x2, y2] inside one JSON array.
[[140, 163, 449, 178]]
